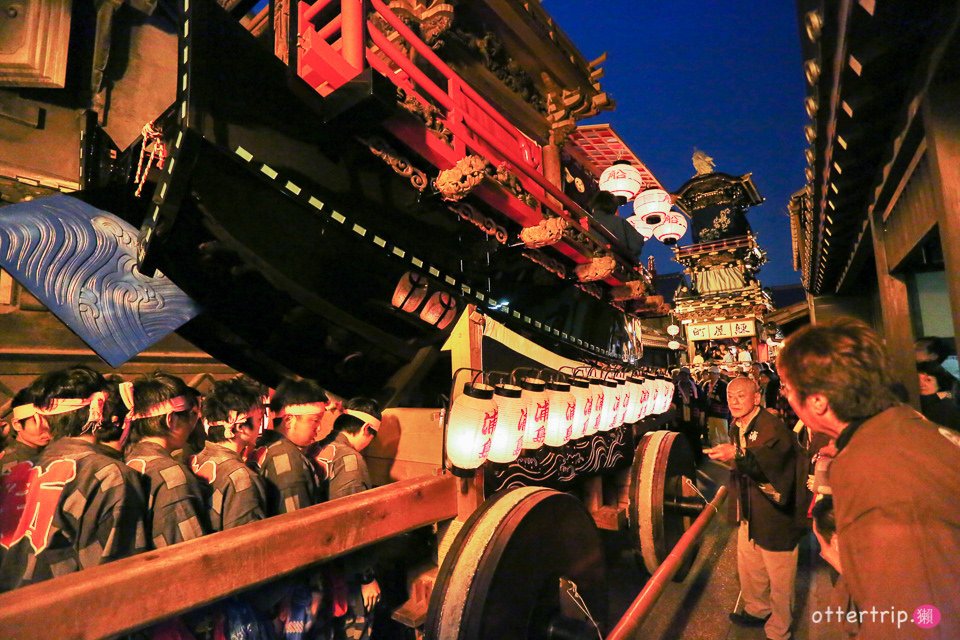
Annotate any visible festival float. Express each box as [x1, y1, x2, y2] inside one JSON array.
[[0, 1, 728, 637]]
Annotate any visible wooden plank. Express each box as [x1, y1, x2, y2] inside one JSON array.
[[869, 213, 919, 406], [591, 505, 626, 532], [882, 153, 938, 272], [0, 474, 457, 640]]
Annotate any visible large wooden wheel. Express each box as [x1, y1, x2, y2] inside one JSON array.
[[426, 487, 606, 640], [628, 430, 699, 580]]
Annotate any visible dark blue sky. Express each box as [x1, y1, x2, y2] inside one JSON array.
[[545, 1, 806, 286]]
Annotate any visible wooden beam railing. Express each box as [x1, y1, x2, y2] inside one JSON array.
[[606, 485, 729, 640], [0, 474, 457, 640]]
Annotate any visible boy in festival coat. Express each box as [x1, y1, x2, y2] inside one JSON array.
[[124, 373, 210, 548], [0, 367, 146, 591]]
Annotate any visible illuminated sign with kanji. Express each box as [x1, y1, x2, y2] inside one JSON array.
[[688, 320, 757, 341]]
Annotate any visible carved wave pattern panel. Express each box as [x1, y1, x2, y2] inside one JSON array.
[[486, 428, 632, 493], [0, 195, 200, 367]]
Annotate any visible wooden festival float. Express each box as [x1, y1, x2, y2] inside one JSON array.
[[667, 154, 777, 366], [0, 1, 727, 637]]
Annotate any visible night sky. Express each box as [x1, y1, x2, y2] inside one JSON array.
[[545, 1, 807, 286]]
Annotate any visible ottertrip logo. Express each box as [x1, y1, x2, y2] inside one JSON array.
[[0, 459, 77, 553]]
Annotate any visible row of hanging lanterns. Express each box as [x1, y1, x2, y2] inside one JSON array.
[[598, 160, 689, 246], [445, 371, 676, 471]]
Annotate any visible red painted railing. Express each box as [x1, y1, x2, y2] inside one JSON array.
[[297, 0, 637, 264]]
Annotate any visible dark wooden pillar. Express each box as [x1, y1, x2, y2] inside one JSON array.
[[869, 214, 919, 406], [922, 78, 960, 357]]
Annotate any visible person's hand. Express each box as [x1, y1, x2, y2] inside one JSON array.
[[705, 443, 736, 463], [361, 579, 381, 611]]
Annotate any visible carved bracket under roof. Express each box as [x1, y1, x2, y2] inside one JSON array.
[[434, 155, 488, 201], [543, 54, 613, 145], [358, 135, 428, 192], [448, 201, 508, 243], [396, 89, 454, 144], [383, 0, 457, 46]]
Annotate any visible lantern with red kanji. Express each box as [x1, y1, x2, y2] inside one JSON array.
[[653, 212, 688, 245], [543, 381, 576, 447], [488, 384, 528, 463], [568, 377, 592, 438], [519, 376, 548, 450], [445, 383, 497, 470], [599, 160, 645, 201]]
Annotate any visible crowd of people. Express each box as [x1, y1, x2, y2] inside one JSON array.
[[0, 367, 382, 639], [687, 319, 960, 640]]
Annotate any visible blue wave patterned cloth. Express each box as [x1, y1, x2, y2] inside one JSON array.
[[0, 194, 200, 366]]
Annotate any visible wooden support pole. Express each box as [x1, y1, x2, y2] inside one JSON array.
[[869, 213, 919, 406], [922, 78, 960, 355], [0, 475, 457, 640]]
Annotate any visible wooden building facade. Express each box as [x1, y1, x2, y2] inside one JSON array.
[[792, 0, 960, 401]]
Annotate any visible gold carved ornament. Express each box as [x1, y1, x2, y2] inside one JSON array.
[[434, 155, 488, 202], [520, 217, 568, 249], [574, 255, 616, 283]]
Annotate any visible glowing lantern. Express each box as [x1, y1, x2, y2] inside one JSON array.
[[666, 324, 680, 336], [569, 377, 592, 438], [445, 383, 497, 470], [392, 271, 428, 313], [587, 377, 605, 435], [420, 291, 458, 330], [668, 340, 682, 350], [653, 212, 688, 245], [519, 377, 548, 450], [543, 381, 576, 447], [625, 376, 645, 423], [632, 189, 672, 229], [616, 379, 631, 427], [639, 376, 656, 419], [488, 384, 528, 463], [600, 379, 622, 431], [625, 213, 657, 240], [598, 160, 645, 201]]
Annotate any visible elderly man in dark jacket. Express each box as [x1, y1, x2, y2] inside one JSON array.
[[707, 376, 802, 640]]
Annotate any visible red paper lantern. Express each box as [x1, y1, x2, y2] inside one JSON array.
[[420, 291, 458, 330], [392, 271, 428, 313]]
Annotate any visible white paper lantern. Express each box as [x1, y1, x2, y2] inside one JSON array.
[[587, 378, 605, 435], [667, 324, 680, 336], [639, 377, 656, 419], [544, 382, 576, 447], [653, 211, 688, 245], [616, 379, 631, 427], [633, 188, 672, 221], [569, 377, 592, 438], [599, 161, 645, 201], [625, 214, 658, 240], [625, 376, 645, 423], [445, 383, 497, 470], [519, 377, 548, 450], [668, 340, 682, 350], [488, 384, 528, 463]]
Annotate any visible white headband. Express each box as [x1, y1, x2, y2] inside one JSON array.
[[11, 403, 36, 423], [27, 392, 107, 435], [277, 402, 327, 418], [344, 409, 381, 432], [203, 410, 250, 439]]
